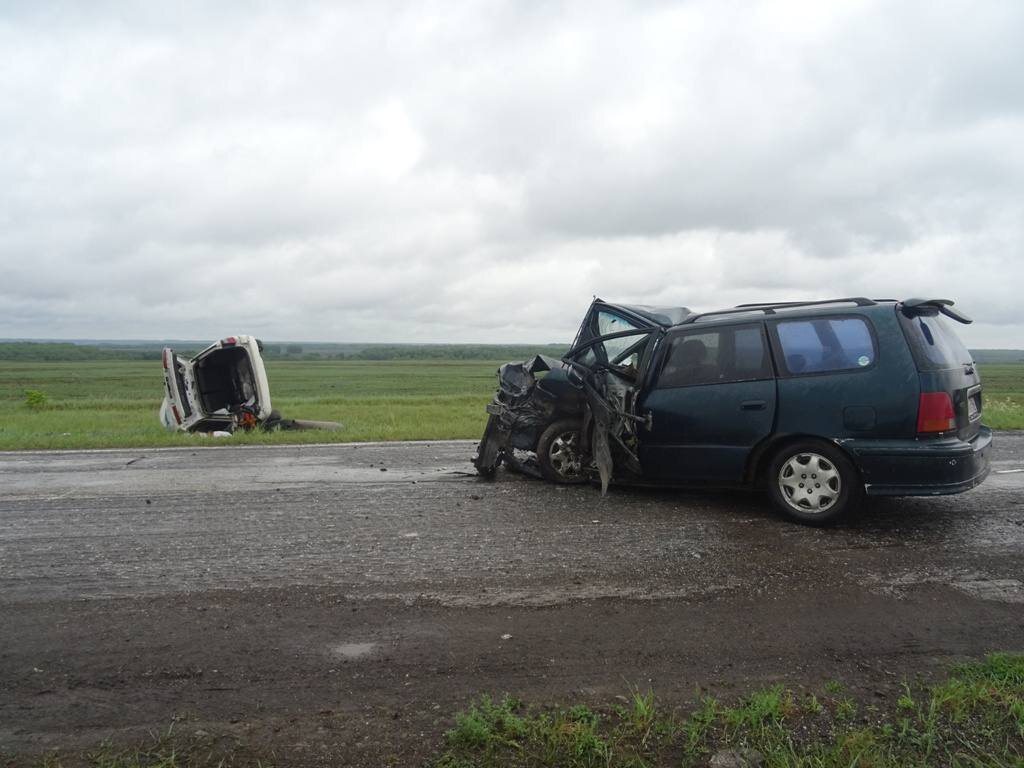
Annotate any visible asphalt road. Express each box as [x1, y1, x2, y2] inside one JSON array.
[[1, 436, 1023, 765]]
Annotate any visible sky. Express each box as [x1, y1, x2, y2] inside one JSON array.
[[1, 0, 1022, 346]]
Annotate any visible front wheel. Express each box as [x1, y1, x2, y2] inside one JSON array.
[[766, 440, 862, 525], [536, 419, 589, 484]]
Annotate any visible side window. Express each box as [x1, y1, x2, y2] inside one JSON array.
[[574, 311, 646, 368], [657, 325, 771, 388], [734, 327, 767, 377], [603, 333, 647, 366], [775, 317, 875, 375]]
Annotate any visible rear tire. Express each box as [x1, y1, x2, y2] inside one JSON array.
[[536, 419, 588, 484], [766, 440, 861, 525]]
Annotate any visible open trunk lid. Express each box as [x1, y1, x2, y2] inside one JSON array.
[[189, 336, 272, 428], [898, 300, 982, 441], [161, 347, 203, 431]]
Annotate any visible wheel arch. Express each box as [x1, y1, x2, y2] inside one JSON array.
[[745, 433, 863, 488], [522, 404, 585, 452]]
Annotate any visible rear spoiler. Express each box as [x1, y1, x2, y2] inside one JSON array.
[[900, 298, 973, 325]]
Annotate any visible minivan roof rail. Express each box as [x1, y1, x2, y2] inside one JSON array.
[[683, 297, 877, 324]]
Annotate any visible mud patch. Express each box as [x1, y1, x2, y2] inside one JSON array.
[[332, 642, 377, 659], [953, 579, 1024, 603]]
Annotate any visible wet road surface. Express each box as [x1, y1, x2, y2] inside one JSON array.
[[1, 436, 1023, 765]]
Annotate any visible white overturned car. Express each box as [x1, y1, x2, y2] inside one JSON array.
[[160, 335, 342, 434], [160, 335, 274, 433]]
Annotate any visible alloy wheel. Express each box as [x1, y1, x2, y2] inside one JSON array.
[[548, 431, 583, 480]]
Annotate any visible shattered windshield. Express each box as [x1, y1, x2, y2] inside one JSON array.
[[597, 312, 644, 363], [597, 311, 642, 337]]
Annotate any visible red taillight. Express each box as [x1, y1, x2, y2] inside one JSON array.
[[222, 336, 237, 346], [162, 350, 169, 370], [917, 392, 956, 433], [171, 404, 182, 424]]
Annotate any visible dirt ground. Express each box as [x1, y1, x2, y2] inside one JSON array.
[[1, 437, 1022, 766]]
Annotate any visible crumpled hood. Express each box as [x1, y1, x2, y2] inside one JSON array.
[[497, 354, 567, 399]]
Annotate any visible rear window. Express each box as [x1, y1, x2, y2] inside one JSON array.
[[774, 317, 876, 375], [899, 310, 973, 371]]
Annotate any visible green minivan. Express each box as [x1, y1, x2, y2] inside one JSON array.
[[473, 297, 991, 525]]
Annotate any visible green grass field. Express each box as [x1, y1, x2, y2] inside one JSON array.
[[0, 359, 500, 450], [972, 363, 1024, 429], [1, 360, 1022, 451]]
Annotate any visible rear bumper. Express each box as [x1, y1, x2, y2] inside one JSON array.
[[840, 427, 992, 497]]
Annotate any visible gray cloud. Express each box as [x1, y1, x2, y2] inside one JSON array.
[[1, 0, 1022, 347]]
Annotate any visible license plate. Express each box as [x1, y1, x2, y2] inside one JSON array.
[[967, 393, 981, 421], [485, 403, 506, 416]]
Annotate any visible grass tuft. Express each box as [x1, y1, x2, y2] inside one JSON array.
[[434, 653, 1024, 768], [23, 388, 48, 410], [27, 725, 265, 767], [446, 695, 527, 752]]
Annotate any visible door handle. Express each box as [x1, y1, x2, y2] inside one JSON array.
[[740, 400, 767, 411]]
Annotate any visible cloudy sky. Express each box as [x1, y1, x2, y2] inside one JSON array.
[[1, 0, 1022, 346]]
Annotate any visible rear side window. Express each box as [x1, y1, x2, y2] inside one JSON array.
[[899, 311, 972, 371], [657, 325, 771, 388], [775, 317, 875, 375]]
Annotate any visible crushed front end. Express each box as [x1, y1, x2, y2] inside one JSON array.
[[472, 354, 652, 492], [472, 354, 580, 479], [472, 299, 685, 491]]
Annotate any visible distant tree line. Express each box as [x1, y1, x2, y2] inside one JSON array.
[[0, 341, 569, 362], [4, 340, 1021, 364], [340, 344, 568, 361], [0, 342, 165, 362], [970, 349, 1024, 364]]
